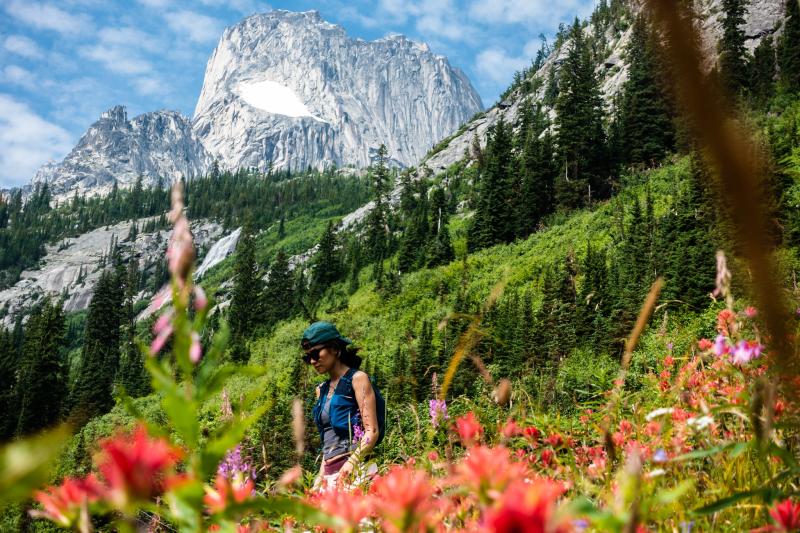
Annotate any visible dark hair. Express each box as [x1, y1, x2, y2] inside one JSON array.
[[328, 339, 362, 369]]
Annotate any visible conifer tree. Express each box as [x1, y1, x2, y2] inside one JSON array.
[[555, 18, 608, 209], [779, 0, 800, 92], [718, 0, 749, 97], [16, 300, 68, 435], [311, 220, 343, 294], [390, 345, 411, 403], [414, 320, 436, 400], [264, 249, 294, 326], [366, 145, 391, 274], [398, 183, 430, 272], [517, 119, 556, 237], [119, 259, 149, 398], [750, 35, 777, 106], [578, 242, 612, 351], [658, 157, 718, 309], [0, 328, 19, 440], [534, 260, 578, 365], [617, 14, 675, 167], [228, 223, 263, 363], [70, 270, 124, 425], [467, 118, 514, 251], [427, 187, 455, 267]]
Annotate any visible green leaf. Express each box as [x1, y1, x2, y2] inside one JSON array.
[[200, 403, 270, 478], [691, 489, 768, 516], [655, 480, 694, 505], [670, 442, 738, 463], [0, 425, 70, 506], [256, 496, 343, 529], [163, 389, 200, 448]]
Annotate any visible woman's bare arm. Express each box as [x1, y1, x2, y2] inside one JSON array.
[[351, 371, 379, 460]]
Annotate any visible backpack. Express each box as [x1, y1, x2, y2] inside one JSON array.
[[314, 368, 387, 447]]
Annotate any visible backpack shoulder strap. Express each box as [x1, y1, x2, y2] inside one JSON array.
[[338, 368, 358, 395]]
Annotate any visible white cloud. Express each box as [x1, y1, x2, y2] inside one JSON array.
[[137, 0, 172, 7], [197, 0, 271, 15], [0, 94, 74, 188], [475, 46, 530, 85], [5, 0, 93, 35], [79, 26, 164, 75], [1, 65, 38, 90], [4, 35, 44, 59], [79, 45, 152, 75], [97, 27, 163, 54], [165, 10, 223, 43], [468, 0, 593, 27], [134, 77, 164, 96]]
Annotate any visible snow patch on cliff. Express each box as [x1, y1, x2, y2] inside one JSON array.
[[236, 80, 327, 122]]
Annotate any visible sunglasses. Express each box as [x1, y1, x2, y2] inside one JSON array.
[[302, 344, 325, 364]]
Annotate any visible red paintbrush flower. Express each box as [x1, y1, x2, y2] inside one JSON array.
[[309, 487, 373, 529], [450, 446, 529, 499], [96, 425, 183, 510], [30, 474, 105, 528], [204, 474, 255, 514], [484, 478, 570, 533], [454, 412, 484, 447], [770, 499, 800, 532], [370, 465, 435, 533]]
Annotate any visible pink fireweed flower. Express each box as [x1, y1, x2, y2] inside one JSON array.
[[30, 474, 105, 528], [454, 412, 483, 446], [153, 311, 173, 335], [730, 340, 763, 365], [428, 398, 448, 428], [167, 216, 195, 285], [713, 335, 730, 357], [165, 182, 195, 289], [218, 445, 256, 486], [353, 423, 365, 442], [189, 331, 202, 363], [193, 285, 208, 311], [769, 499, 800, 532], [150, 324, 173, 356]]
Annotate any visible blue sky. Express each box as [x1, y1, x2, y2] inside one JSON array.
[[0, 0, 596, 188]]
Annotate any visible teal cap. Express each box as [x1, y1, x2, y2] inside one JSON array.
[[301, 321, 353, 349]]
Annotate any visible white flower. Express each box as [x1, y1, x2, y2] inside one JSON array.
[[687, 415, 714, 430], [646, 468, 666, 479], [645, 407, 674, 421]]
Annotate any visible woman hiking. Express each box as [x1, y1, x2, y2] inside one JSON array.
[[301, 321, 379, 490]]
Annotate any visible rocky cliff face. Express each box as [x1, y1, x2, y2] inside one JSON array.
[[0, 218, 227, 324], [192, 10, 483, 173], [422, 0, 785, 173], [31, 106, 211, 200]]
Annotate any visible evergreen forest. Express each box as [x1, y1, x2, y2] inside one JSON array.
[[2, 0, 800, 531]]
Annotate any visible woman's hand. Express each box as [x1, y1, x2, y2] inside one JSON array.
[[336, 460, 355, 488]]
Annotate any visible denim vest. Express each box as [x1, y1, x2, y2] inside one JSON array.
[[312, 368, 362, 447]]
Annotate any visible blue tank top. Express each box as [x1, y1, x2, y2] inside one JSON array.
[[312, 368, 362, 460]]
